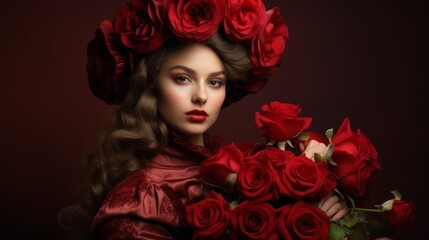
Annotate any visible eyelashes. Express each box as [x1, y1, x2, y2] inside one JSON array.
[[207, 79, 225, 88], [173, 75, 225, 88], [174, 75, 190, 83]]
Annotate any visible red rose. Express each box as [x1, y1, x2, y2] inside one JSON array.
[[276, 155, 331, 201], [235, 142, 265, 158], [230, 201, 278, 240], [223, 0, 267, 41], [253, 146, 296, 167], [166, 0, 225, 41], [315, 163, 337, 200], [383, 200, 415, 229], [185, 191, 230, 240], [255, 101, 312, 142], [277, 201, 330, 240], [114, 0, 170, 54], [87, 19, 134, 104], [332, 118, 380, 199], [250, 7, 288, 76], [237, 158, 278, 201], [200, 143, 243, 190]]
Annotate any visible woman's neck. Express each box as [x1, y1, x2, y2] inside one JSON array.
[[182, 133, 205, 147], [169, 128, 205, 147]]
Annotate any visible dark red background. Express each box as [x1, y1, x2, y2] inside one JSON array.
[[1, 1, 427, 239]]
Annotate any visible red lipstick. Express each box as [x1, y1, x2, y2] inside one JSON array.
[[185, 109, 208, 123]]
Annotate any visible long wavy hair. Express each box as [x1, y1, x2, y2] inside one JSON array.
[[59, 32, 251, 239]]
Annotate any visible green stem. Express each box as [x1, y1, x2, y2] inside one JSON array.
[[352, 207, 383, 213]]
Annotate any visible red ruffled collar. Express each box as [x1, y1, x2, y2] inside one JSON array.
[[163, 129, 225, 161]]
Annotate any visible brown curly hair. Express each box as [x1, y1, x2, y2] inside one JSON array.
[[58, 32, 252, 239]]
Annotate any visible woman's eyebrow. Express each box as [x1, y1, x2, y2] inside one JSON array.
[[169, 65, 225, 77], [169, 65, 195, 74], [208, 71, 226, 78]]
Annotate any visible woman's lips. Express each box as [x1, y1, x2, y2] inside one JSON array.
[[185, 109, 208, 123]]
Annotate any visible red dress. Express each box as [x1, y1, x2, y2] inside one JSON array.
[[91, 132, 224, 239]]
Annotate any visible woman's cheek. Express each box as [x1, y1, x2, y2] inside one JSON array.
[[213, 88, 226, 108], [164, 86, 189, 108]]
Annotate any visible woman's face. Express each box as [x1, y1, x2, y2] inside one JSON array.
[[157, 43, 226, 143]]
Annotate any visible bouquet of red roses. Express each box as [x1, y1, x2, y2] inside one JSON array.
[[185, 101, 415, 240]]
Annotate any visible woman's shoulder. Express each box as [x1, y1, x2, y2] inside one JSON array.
[[97, 169, 150, 210], [91, 168, 185, 232]]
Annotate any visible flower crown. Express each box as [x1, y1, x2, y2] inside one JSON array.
[[87, 0, 288, 106]]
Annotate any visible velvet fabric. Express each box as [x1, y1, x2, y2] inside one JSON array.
[[91, 132, 224, 239]]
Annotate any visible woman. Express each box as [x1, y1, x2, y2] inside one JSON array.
[[59, 0, 348, 239]]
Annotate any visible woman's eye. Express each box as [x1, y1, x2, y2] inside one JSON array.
[[208, 79, 224, 88], [174, 76, 190, 83]]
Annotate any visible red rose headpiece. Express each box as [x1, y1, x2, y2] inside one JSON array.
[[87, 0, 288, 106]]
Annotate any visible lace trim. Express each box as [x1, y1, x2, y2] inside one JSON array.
[[104, 169, 148, 209]]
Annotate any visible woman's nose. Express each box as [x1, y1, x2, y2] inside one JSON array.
[[191, 83, 208, 105]]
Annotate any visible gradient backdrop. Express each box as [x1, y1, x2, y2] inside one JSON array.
[[1, 0, 428, 239]]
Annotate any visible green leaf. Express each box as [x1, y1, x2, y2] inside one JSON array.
[[391, 190, 401, 200], [266, 140, 276, 147], [296, 131, 310, 141], [341, 211, 360, 228], [325, 128, 334, 144], [225, 173, 237, 186], [230, 201, 239, 210], [367, 219, 391, 235], [333, 189, 346, 203], [347, 195, 356, 210], [348, 222, 370, 240], [323, 143, 334, 162], [329, 222, 347, 240], [281, 141, 288, 150], [314, 153, 325, 162]]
